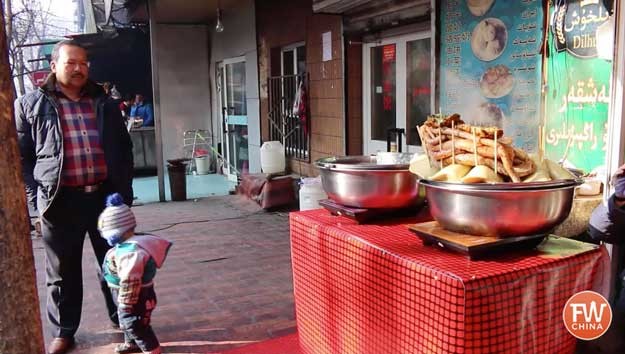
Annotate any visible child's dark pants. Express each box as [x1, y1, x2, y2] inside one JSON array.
[[111, 286, 160, 352]]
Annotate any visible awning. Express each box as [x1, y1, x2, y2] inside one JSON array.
[[313, 0, 431, 35]]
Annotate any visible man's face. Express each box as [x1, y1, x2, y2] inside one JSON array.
[[135, 94, 144, 104], [51, 45, 89, 90]]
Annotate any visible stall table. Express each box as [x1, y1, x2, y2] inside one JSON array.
[[290, 209, 608, 354]]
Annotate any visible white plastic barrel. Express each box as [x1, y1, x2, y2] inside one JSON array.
[[299, 177, 327, 211], [260, 141, 286, 174]]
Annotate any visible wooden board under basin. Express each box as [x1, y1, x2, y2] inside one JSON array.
[[408, 221, 547, 259], [319, 199, 424, 223]]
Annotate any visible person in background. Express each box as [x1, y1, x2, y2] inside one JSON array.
[[98, 193, 172, 354], [102, 81, 112, 96], [14, 39, 134, 354], [130, 93, 154, 127], [110, 85, 121, 100], [119, 94, 133, 120]]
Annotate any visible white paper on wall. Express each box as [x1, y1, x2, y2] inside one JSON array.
[[322, 31, 332, 61]]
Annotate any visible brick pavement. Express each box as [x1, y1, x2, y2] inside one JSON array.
[[33, 195, 297, 354]]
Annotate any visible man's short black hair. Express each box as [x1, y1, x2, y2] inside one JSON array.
[[51, 39, 88, 62]]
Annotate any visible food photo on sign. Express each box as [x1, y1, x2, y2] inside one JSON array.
[[471, 17, 508, 61], [467, 0, 495, 16]]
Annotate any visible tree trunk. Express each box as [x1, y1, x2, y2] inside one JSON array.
[[0, 0, 45, 352]]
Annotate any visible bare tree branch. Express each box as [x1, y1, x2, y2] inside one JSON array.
[[3, 0, 72, 93]]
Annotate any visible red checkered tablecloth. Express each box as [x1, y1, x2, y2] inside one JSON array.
[[290, 209, 609, 354]]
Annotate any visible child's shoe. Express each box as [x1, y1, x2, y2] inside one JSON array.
[[114, 342, 141, 353]]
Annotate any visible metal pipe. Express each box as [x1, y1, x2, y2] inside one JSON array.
[[604, 0, 625, 301], [605, 0, 624, 199], [148, 0, 166, 202], [16, 40, 59, 48]]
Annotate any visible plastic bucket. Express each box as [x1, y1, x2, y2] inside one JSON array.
[[195, 156, 210, 175], [260, 141, 286, 174]]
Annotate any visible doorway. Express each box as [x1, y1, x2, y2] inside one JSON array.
[[217, 57, 249, 181], [363, 32, 434, 155]]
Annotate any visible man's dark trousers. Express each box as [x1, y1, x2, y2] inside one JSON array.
[[40, 187, 118, 338]]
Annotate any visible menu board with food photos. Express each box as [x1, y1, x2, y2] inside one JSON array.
[[439, 0, 544, 152]]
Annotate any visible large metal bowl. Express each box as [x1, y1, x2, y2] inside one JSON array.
[[420, 179, 583, 237], [316, 155, 422, 208]]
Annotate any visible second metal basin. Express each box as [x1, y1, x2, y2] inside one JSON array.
[[420, 179, 582, 237]]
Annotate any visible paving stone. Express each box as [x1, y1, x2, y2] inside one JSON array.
[[33, 195, 297, 354]]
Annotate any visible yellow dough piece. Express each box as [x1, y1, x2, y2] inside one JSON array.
[[430, 164, 471, 182], [461, 165, 503, 183], [523, 154, 552, 182], [409, 154, 439, 178], [545, 159, 576, 180]]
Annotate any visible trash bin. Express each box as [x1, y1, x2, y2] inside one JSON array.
[[167, 158, 190, 201]]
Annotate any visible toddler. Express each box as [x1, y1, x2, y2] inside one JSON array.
[[98, 193, 172, 354]]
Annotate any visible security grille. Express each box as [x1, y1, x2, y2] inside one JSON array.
[[267, 73, 310, 161]]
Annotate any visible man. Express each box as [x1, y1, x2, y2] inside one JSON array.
[[130, 93, 154, 127], [588, 164, 625, 352], [15, 40, 133, 354], [590, 165, 625, 304], [119, 93, 133, 119], [589, 166, 625, 245]]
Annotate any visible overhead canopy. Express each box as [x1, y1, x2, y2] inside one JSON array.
[[313, 0, 431, 34], [68, 28, 153, 99], [128, 0, 239, 24], [312, 0, 372, 13]]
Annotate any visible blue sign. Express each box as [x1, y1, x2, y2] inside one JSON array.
[[439, 0, 544, 152], [552, 1, 611, 58]]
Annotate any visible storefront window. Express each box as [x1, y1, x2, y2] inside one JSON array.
[[407, 39, 431, 146], [282, 50, 294, 76], [282, 44, 306, 75], [370, 44, 396, 141], [226, 61, 247, 116]]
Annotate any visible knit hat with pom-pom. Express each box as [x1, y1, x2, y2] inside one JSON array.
[[98, 193, 136, 240]]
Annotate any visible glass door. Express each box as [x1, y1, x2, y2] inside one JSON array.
[[363, 32, 433, 155], [218, 57, 249, 181]]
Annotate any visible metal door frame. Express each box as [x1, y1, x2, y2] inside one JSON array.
[[217, 56, 246, 181], [362, 31, 432, 155]]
